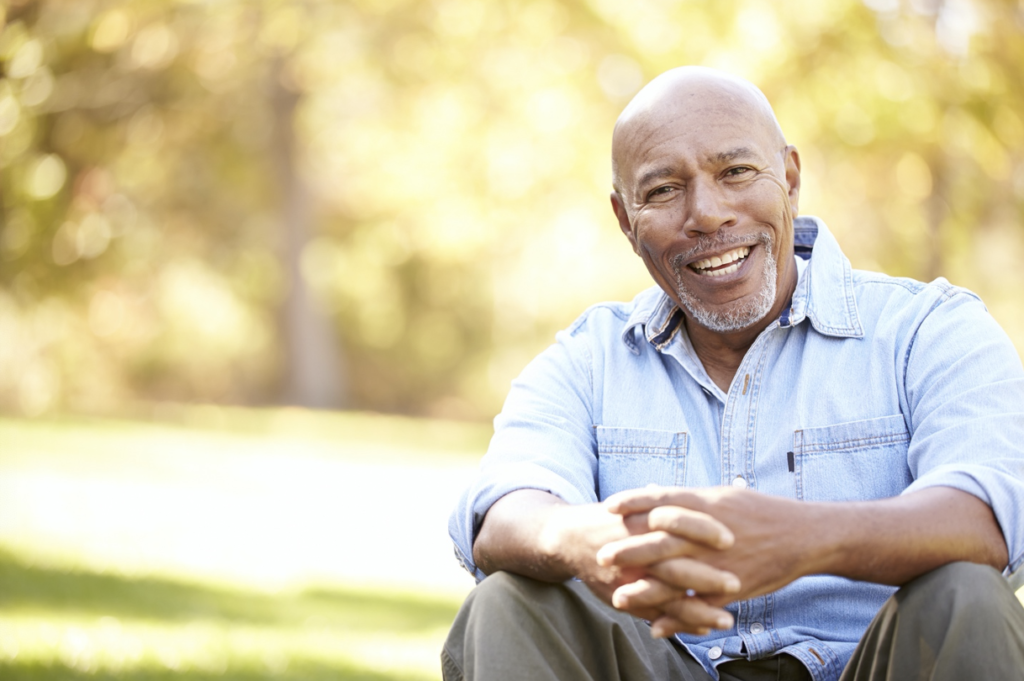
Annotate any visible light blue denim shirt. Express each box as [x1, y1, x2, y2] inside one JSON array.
[[449, 216, 1024, 681]]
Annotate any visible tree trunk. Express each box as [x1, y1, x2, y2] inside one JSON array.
[[269, 59, 346, 409]]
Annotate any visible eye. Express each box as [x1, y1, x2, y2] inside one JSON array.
[[724, 166, 753, 179], [646, 186, 677, 201]]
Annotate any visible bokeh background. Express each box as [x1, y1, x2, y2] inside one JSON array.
[[1, 0, 1022, 679]]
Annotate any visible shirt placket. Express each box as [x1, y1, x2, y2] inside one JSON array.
[[720, 324, 778, 659]]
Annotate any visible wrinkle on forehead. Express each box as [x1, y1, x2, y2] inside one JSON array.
[[611, 67, 786, 192]]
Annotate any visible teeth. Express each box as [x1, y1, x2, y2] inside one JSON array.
[[707, 262, 740, 277], [691, 246, 750, 274]]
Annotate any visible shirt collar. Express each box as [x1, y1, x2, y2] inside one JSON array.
[[619, 215, 863, 352], [789, 215, 864, 338]]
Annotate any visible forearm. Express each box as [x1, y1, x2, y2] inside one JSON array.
[[806, 486, 1008, 585], [472, 489, 578, 581]]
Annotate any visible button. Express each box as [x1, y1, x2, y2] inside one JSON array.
[[731, 476, 748, 489], [708, 646, 723, 660], [750, 622, 764, 634]]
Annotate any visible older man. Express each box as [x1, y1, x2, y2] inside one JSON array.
[[443, 67, 1024, 681]]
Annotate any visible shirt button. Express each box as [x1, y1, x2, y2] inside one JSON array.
[[708, 646, 723, 660], [750, 622, 764, 634], [731, 476, 748, 489]]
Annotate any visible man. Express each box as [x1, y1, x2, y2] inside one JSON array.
[[443, 67, 1024, 681]]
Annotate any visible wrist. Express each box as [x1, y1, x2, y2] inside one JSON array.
[[795, 501, 856, 576], [537, 503, 589, 580]]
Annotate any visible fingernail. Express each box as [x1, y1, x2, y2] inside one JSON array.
[[612, 593, 626, 608], [716, 615, 734, 630], [651, 626, 666, 638], [596, 548, 612, 566], [723, 576, 741, 593], [719, 530, 735, 548]]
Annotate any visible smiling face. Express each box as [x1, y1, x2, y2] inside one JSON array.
[[611, 68, 801, 336]]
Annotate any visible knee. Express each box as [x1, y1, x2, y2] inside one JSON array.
[[465, 571, 559, 616], [899, 561, 1011, 617]]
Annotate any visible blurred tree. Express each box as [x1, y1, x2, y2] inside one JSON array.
[[0, 0, 1020, 421]]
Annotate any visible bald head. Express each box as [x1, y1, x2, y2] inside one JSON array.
[[612, 67, 786, 193]]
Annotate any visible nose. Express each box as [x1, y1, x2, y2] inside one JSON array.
[[682, 178, 736, 238]]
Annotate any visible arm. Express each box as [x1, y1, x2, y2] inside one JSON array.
[[599, 484, 1007, 635], [604, 288, 1024, 635], [473, 487, 740, 628]]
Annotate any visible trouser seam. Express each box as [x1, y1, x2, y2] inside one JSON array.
[[441, 643, 465, 681]]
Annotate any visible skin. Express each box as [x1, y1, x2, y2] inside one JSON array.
[[610, 67, 800, 392], [473, 66, 1009, 640]]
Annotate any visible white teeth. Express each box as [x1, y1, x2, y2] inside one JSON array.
[[706, 262, 740, 277], [690, 246, 750, 274]]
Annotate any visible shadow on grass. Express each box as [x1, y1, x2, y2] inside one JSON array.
[[0, 549, 461, 634], [0, 659, 436, 681]]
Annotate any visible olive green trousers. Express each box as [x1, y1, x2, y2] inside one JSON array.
[[442, 562, 1024, 681]]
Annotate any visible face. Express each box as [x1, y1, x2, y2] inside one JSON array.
[[611, 92, 801, 334]]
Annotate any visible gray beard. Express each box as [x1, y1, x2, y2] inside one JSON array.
[[671, 232, 778, 333]]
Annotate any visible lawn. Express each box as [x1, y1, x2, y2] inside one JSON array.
[[3, 409, 1021, 680], [0, 408, 487, 680]]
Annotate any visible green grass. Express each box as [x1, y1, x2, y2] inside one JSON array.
[[0, 410, 482, 680], [7, 409, 1016, 679], [0, 549, 460, 680]]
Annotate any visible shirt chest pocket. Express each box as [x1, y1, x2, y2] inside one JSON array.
[[794, 414, 912, 502], [595, 426, 687, 502]]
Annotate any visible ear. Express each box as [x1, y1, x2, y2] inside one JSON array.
[[784, 145, 801, 216], [610, 191, 639, 254]]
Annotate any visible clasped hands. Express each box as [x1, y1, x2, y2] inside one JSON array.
[[590, 485, 808, 638]]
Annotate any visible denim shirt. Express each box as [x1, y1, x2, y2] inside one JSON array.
[[449, 216, 1024, 681]]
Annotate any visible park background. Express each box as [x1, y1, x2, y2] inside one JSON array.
[[0, 0, 1022, 679]]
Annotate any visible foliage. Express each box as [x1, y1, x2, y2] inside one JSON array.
[[0, 0, 1021, 419]]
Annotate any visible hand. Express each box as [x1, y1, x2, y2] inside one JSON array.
[[539, 501, 653, 607], [545, 500, 737, 624], [600, 486, 814, 634]]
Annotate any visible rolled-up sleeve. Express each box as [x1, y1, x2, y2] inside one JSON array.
[[900, 291, 1024, 574], [448, 327, 600, 580]]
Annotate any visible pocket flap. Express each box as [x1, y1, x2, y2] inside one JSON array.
[[595, 426, 687, 455], [797, 414, 909, 455]]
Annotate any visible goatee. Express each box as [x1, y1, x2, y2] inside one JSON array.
[[671, 232, 777, 333]]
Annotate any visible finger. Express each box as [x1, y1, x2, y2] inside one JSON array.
[[618, 603, 665, 621], [648, 597, 734, 637], [622, 511, 651, 535], [648, 558, 741, 595], [649, 614, 709, 638], [661, 596, 735, 633], [612, 577, 684, 611], [597, 531, 690, 567], [605, 486, 703, 515], [648, 506, 734, 549]]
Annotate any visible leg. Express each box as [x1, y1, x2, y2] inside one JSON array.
[[441, 571, 711, 681], [840, 561, 1024, 680]]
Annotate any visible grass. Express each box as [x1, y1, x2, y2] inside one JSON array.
[[4, 409, 1020, 680], [0, 549, 461, 680], [0, 410, 483, 680]]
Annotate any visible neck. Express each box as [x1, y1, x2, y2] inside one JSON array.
[[686, 255, 798, 393]]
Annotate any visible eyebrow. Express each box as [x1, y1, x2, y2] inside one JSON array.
[[636, 166, 677, 190], [711, 146, 757, 164]]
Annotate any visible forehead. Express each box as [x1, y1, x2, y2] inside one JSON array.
[[613, 79, 782, 188], [621, 102, 773, 179]]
